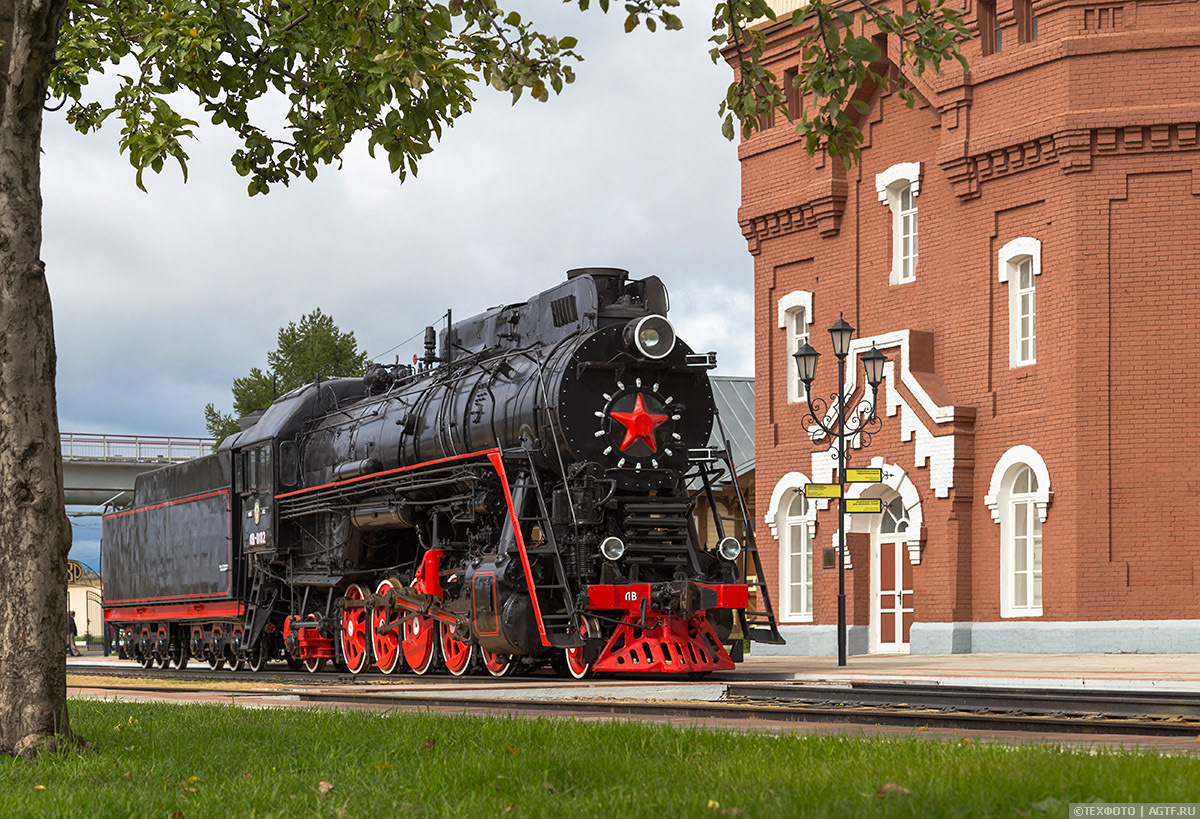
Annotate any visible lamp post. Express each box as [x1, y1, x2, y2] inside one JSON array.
[[793, 315, 887, 667]]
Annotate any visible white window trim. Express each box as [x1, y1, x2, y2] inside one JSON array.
[[778, 291, 814, 404], [875, 162, 921, 286], [1009, 488, 1042, 614], [985, 445, 1050, 618], [998, 237, 1042, 368], [765, 471, 818, 622], [782, 493, 814, 620]]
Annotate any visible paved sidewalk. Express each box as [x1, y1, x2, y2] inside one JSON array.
[[737, 653, 1200, 692]]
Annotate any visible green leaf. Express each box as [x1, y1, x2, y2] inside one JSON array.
[[43, 0, 975, 199]]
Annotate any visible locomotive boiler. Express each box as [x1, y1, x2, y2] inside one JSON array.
[[102, 268, 782, 678]]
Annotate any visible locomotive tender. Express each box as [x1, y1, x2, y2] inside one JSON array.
[[103, 268, 781, 678]]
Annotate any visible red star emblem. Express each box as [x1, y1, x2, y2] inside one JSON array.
[[610, 393, 669, 453]]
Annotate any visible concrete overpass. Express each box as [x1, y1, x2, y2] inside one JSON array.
[[61, 433, 215, 511]]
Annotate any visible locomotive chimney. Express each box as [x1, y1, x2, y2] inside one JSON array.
[[566, 267, 629, 310]]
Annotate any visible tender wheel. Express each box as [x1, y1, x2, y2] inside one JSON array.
[[227, 651, 244, 672], [371, 578, 405, 675], [561, 619, 596, 680], [207, 652, 225, 671], [340, 583, 370, 675], [480, 648, 515, 678], [247, 640, 268, 673], [155, 653, 171, 669], [137, 649, 154, 670], [401, 612, 437, 675], [439, 623, 474, 677]]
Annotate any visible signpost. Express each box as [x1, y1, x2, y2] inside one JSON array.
[[792, 316, 888, 666], [845, 468, 883, 483]]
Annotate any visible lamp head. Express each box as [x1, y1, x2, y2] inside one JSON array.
[[792, 343, 820, 384], [862, 345, 887, 388], [829, 314, 854, 357]]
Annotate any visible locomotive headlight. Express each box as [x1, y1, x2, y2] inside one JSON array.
[[717, 536, 742, 561], [599, 536, 626, 561], [624, 315, 676, 360]]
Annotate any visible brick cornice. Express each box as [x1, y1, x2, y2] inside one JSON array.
[[939, 118, 1200, 199], [739, 165, 848, 252]]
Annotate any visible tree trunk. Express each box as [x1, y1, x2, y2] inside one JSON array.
[[0, 0, 74, 757]]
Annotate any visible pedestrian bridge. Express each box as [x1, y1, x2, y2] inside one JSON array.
[[62, 433, 215, 511]]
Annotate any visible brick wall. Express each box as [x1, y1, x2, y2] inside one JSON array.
[[738, 0, 1200, 646]]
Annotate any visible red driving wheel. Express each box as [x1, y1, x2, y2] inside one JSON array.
[[440, 623, 475, 676], [371, 578, 405, 674], [340, 583, 370, 674]]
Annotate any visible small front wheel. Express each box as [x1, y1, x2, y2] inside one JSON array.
[[560, 619, 595, 680]]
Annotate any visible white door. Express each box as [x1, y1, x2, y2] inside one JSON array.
[[871, 494, 913, 654]]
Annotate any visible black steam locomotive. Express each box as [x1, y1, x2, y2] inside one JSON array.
[[102, 269, 781, 678]]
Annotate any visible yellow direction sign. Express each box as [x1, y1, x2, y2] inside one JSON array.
[[845, 468, 883, 483], [804, 483, 842, 499], [844, 498, 884, 514], [67, 560, 85, 584]]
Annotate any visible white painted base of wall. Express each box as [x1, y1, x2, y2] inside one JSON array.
[[910, 620, 1200, 655], [755, 625, 870, 656]]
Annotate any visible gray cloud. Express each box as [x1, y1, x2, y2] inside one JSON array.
[[46, 5, 755, 561], [47, 5, 752, 429]]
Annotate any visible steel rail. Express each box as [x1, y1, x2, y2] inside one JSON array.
[[68, 669, 1200, 738], [725, 682, 1200, 720]]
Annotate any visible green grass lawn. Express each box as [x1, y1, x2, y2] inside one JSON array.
[[0, 699, 1196, 817]]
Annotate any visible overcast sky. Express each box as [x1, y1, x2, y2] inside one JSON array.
[[51, 4, 755, 568]]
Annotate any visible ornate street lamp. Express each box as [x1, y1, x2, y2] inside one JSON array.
[[793, 314, 887, 667]]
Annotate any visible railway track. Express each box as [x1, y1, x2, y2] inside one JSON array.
[[69, 666, 1200, 738], [726, 682, 1200, 720]]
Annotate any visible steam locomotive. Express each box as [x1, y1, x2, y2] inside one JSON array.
[[102, 268, 781, 678]]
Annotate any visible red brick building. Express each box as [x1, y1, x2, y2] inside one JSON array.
[[738, 0, 1200, 654]]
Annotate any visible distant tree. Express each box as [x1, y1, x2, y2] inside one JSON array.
[[205, 310, 368, 443]]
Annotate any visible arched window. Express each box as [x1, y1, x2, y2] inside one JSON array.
[[896, 185, 918, 282], [880, 496, 910, 534], [1008, 466, 1042, 612], [986, 446, 1050, 618], [875, 162, 921, 285], [782, 491, 813, 619], [778, 291, 813, 404], [999, 237, 1042, 368]]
